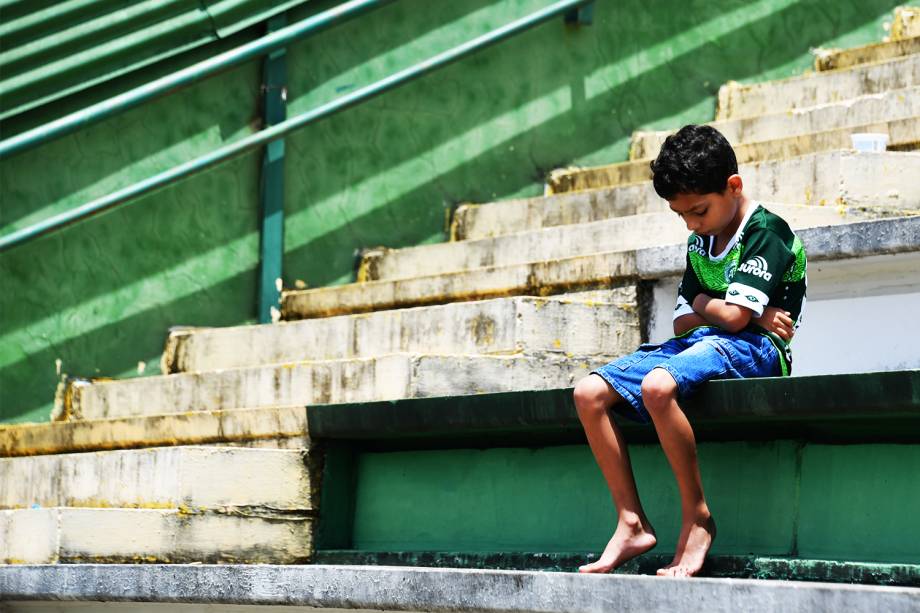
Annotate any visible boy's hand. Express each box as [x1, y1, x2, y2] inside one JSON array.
[[753, 306, 795, 341]]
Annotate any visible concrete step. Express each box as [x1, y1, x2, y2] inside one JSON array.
[[366, 204, 864, 282], [1, 507, 312, 564], [59, 351, 634, 421], [161, 290, 636, 374], [2, 565, 917, 610], [0, 447, 312, 511], [814, 35, 920, 71], [284, 216, 920, 320], [458, 152, 920, 241], [630, 86, 920, 161], [893, 6, 920, 41], [548, 116, 920, 194], [716, 53, 920, 121], [0, 406, 308, 457]]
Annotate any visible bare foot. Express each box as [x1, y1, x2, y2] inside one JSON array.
[[579, 516, 657, 573], [656, 515, 716, 578]]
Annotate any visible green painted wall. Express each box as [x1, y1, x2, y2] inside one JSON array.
[[349, 442, 920, 564], [0, 0, 903, 423]]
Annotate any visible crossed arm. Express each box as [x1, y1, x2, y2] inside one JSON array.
[[673, 294, 794, 340]]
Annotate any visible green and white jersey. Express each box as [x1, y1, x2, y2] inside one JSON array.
[[673, 202, 807, 375]]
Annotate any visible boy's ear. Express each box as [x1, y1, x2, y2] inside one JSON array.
[[726, 174, 743, 194]]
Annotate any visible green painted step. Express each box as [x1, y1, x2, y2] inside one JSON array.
[[307, 370, 920, 445], [314, 550, 920, 587]]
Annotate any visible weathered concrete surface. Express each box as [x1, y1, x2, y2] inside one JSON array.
[[814, 36, 920, 71], [893, 7, 920, 41], [0, 510, 57, 565], [162, 290, 636, 374], [62, 352, 635, 421], [631, 86, 920, 160], [550, 116, 920, 193], [0, 509, 312, 564], [0, 406, 307, 458], [716, 53, 920, 121], [367, 204, 863, 282], [0, 447, 312, 511], [460, 152, 919, 239], [285, 216, 920, 320], [1, 565, 918, 612]]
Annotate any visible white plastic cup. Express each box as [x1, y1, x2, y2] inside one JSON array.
[[850, 132, 889, 152]]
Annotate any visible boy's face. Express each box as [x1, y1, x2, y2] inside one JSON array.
[[667, 175, 742, 236]]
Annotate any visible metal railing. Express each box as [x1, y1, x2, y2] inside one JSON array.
[[0, 0, 593, 253], [0, 0, 393, 160]]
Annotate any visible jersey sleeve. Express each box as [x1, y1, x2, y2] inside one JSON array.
[[673, 252, 703, 321], [725, 228, 793, 317]]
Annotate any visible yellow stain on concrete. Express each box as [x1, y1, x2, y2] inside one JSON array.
[[0, 406, 307, 457]]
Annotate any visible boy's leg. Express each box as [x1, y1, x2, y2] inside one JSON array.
[[641, 367, 716, 577], [573, 374, 657, 573]]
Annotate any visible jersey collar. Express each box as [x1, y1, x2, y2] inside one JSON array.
[[707, 201, 760, 261]]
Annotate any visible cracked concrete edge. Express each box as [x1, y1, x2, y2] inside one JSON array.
[[0, 565, 918, 612]]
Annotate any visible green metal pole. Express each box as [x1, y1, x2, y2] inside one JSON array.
[[258, 14, 288, 324], [0, 0, 594, 252], [0, 0, 393, 160]]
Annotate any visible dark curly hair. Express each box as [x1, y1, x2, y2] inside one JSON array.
[[650, 125, 738, 200]]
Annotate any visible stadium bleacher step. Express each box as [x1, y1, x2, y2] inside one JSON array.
[[1, 507, 313, 564], [814, 35, 920, 71], [630, 85, 920, 160], [363, 203, 864, 282], [161, 290, 635, 374], [283, 216, 920, 319], [0, 447, 313, 564], [547, 117, 920, 194], [2, 564, 917, 611], [458, 152, 920, 240], [716, 53, 919, 121], [57, 350, 636, 421], [0, 446, 311, 510], [892, 6, 920, 41], [0, 406, 309, 457]]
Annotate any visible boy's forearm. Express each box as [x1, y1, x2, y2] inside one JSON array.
[[673, 312, 709, 336], [692, 294, 752, 333]]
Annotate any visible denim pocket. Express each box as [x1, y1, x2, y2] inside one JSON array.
[[613, 344, 659, 371]]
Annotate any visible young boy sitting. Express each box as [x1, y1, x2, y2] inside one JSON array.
[[574, 124, 806, 577]]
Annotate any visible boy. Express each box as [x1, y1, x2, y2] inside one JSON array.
[[574, 124, 806, 577]]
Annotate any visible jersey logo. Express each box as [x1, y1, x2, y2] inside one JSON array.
[[738, 256, 772, 281], [688, 235, 707, 257]]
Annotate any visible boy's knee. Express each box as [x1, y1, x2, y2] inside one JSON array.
[[640, 368, 678, 410], [574, 375, 611, 416]]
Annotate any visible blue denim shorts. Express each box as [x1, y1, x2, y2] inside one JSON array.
[[592, 326, 782, 424]]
